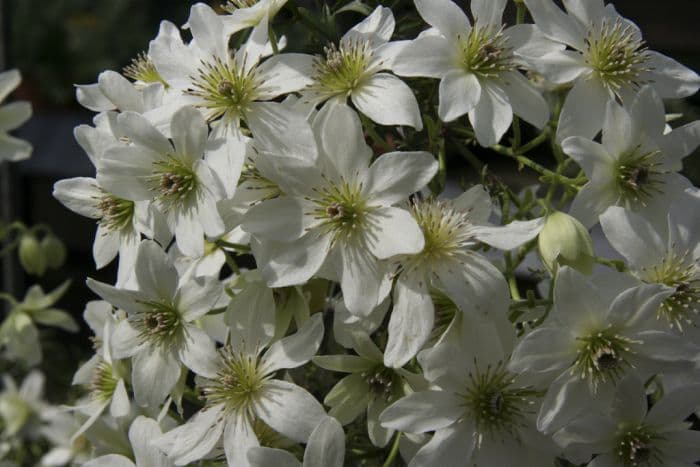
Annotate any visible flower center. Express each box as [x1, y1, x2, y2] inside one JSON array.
[[460, 360, 538, 438], [573, 328, 638, 387], [639, 249, 700, 330], [89, 360, 118, 402], [133, 299, 182, 346], [616, 426, 661, 467], [123, 52, 167, 87], [148, 155, 199, 209], [405, 200, 476, 272], [201, 347, 269, 413], [311, 40, 373, 97], [585, 19, 650, 94], [362, 365, 400, 401], [457, 26, 514, 79], [186, 56, 259, 122], [614, 147, 664, 207], [309, 178, 369, 242], [97, 193, 135, 232]]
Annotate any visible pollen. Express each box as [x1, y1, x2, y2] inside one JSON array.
[[310, 40, 374, 98], [457, 26, 514, 79]]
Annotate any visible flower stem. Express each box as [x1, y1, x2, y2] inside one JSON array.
[[382, 431, 402, 467]]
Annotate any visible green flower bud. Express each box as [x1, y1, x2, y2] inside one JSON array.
[[40, 235, 67, 269], [538, 211, 594, 275], [18, 234, 47, 276]]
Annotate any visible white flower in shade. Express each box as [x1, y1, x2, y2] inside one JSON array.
[[0, 69, 32, 162], [153, 282, 326, 467], [508, 267, 699, 434], [247, 416, 345, 467], [523, 0, 700, 142], [221, 0, 288, 34], [0, 281, 76, 367], [148, 4, 313, 133], [392, 0, 559, 146], [383, 185, 545, 368], [380, 319, 556, 467], [0, 371, 47, 438], [76, 70, 164, 115], [554, 374, 700, 467], [83, 416, 172, 467], [39, 411, 91, 467], [242, 103, 437, 315], [97, 107, 227, 257], [70, 316, 130, 443], [313, 332, 424, 448], [86, 240, 222, 408], [601, 205, 700, 332], [303, 6, 423, 130], [562, 87, 700, 228]]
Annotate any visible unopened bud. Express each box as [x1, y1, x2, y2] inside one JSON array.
[[18, 234, 47, 276], [41, 235, 67, 269], [538, 211, 594, 275]]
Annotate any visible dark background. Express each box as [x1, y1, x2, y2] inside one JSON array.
[[1, 0, 699, 394]]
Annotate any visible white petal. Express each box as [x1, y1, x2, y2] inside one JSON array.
[[599, 207, 665, 269], [569, 182, 619, 228], [188, 3, 227, 57], [337, 243, 387, 316], [154, 405, 224, 465], [254, 233, 332, 288], [352, 73, 423, 130], [610, 374, 647, 426], [508, 326, 575, 374], [606, 282, 669, 330], [363, 151, 437, 206], [109, 378, 130, 418], [83, 455, 134, 467], [392, 36, 455, 78], [243, 197, 316, 242], [0, 134, 31, 162], [117, 112, 172, 155], [179, 325, 219, 378], [261, 313, 324, 373], [472, 217, 545, 250], [384, 274, 433, 368], [257, 53, 315, 99], [647, 383, 700, 428], [409, 423, 476, 467], [438, 71, 481, 122], [52, 178, 102, 219], [379, 390, 461, 433], [367, 396, 393, 448], [223, 413, 259, 467], [315, 102, 372, 178], [257, 380, 327, 442], [225, 280, 276, 352], [132, 346, 180, 407], [501, 71, 549, 129], [468, 82, 512, 147], [471, 0, 506, 28], [414, 0, 470, 39], [170, 106, 207, 164], [129, 416, 169, 467], [178, 275, 223, 321], [452, 184, 492, 223], [98, 71, 143, 112], [522, 0, 587, 50], [532, 51, 588, 84], [0, 101, 31, 132], [556, 76, 610, 142], [601, 100, 635, 157], [365, 207, 425, 260], [303, 416, 345, 467], [343, 5, 395, 44], [135, 240, 178, 300], [561, 136, 613, 176], [247, 101, 318, 163], [537, 372, 594, 434], [0, 69, 20, 100], [505, 24, 566, 59], [645, 51, 700, 98], [85, 278, 146, 315]]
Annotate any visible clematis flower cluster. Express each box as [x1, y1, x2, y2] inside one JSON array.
[[19, 0, 700, 465]]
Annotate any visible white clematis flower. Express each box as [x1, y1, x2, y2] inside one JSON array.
[[508, 267, 699, 434], [242, 102, 437, 315], [247, 416, 346, 467], [562, 87, 700, 228], [554, 374, 700, 466], [303, 6, 423, 130], [381, 319, 556, 467], [154, 283, 326, 467], [0, 69, 32, 162], [384, 184, 545, 368], [86, 240, 223, 408], [97, 106, 228, 257], [393, 0, 559, 146], [148, 3, 313, 134], [601, 205, 700, 332], [222, 0, 288, 35], [523, 0, 700, 142]]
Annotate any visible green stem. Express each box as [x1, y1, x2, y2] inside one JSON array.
[[594, 256, 628, 272], [360, 115, 392, 152], [382, 431, 402, 467], [491, 144, 578, 186], [216, 240, 251, 252], [515, 0, 527, 24], [0, 293, 17, 305], [222, 250, 241, 275], [268, 27, 280, 54], [512, 116, 522, 151]]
